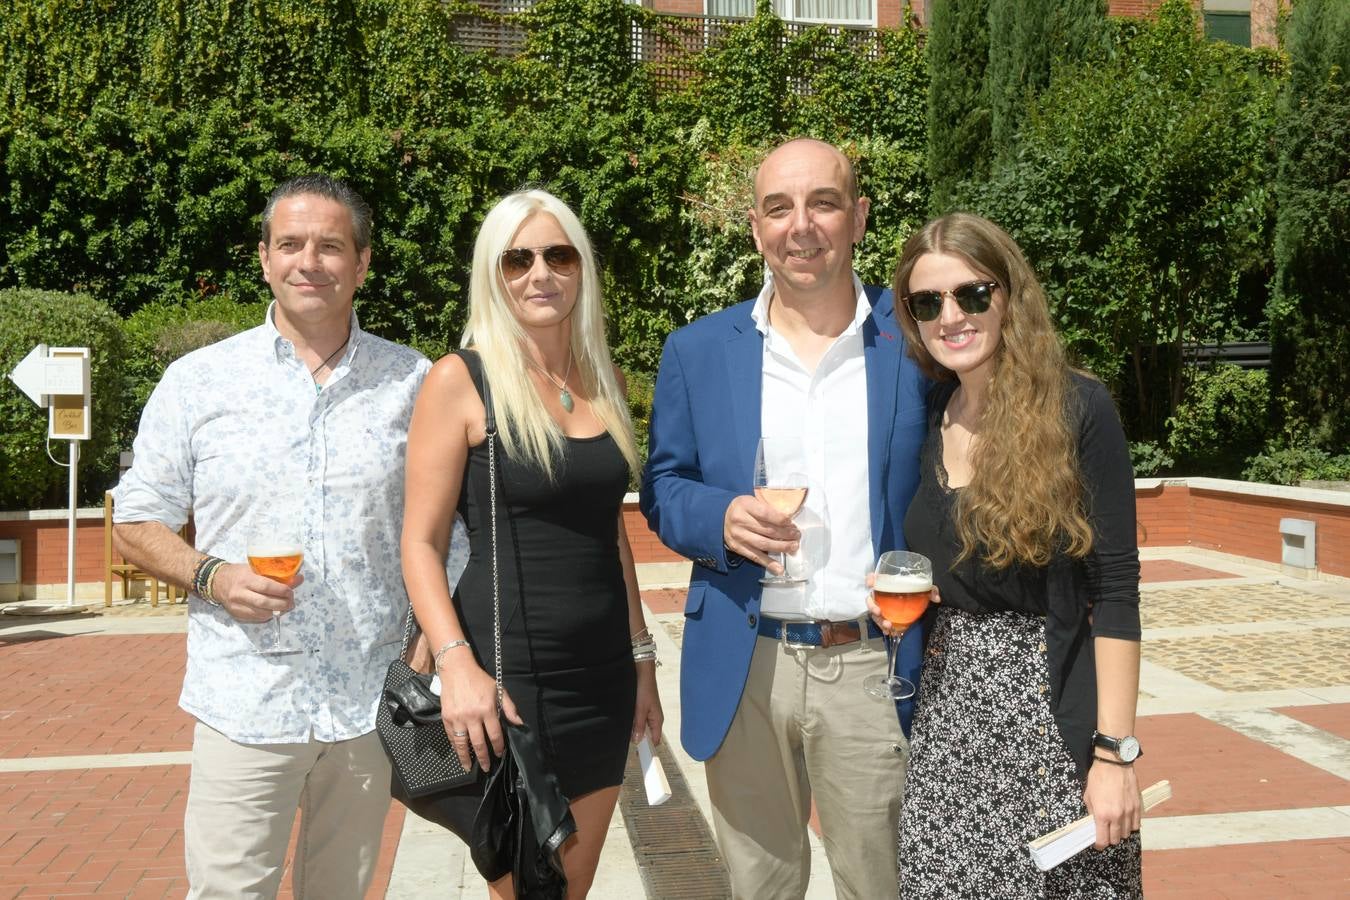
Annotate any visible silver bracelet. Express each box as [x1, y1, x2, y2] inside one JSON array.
[[433, 639, 470, 668], [632, 636, 658, 665]]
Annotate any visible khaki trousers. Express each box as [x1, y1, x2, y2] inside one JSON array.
[[706, 632, 908, 900], [184, 722, 391, 900]]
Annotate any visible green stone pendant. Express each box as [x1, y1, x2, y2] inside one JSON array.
[[559, 389, 574, 413]]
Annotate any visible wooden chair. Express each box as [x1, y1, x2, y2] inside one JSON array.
[[103, 491, 181, 607]]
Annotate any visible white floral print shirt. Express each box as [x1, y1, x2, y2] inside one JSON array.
[[114, 305, 469, 743]]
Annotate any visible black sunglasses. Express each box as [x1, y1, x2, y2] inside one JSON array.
[[499, 244, 581, 280], [903, 280, 999, 323]]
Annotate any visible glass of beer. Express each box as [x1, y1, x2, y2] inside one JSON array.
[[247, 521, 304, 656], [863, 550, 932, 700], [753, 437, 809, 586]]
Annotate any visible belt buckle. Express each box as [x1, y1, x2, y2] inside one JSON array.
[[778, 621, 817, 651]]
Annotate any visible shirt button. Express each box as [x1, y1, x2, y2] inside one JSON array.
[[1038, 725, 1047, 736], [1038, 642, 1047, 653], [748, 614, 757, 628], [1037, 766, 1047, 777], [1036, 808, 1048, 818], [1039, 684, 1048, 694]]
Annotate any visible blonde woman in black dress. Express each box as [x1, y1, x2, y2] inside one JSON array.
[[402, 189, 663, 898], [882, 213, 1143, 897]]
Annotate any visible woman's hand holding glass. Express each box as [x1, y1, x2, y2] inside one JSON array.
[[436, 647, 524, 773], [863, 551, 934, 700]]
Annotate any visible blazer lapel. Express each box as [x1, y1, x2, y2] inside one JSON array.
[[864, 298, 902, 556], [724, 316, 764, 490]]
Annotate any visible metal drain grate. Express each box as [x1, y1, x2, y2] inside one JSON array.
[[619, 738, 731, 899]]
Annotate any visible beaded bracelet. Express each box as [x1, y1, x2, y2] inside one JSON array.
[[192, 555, 226, 607], [203, 560, 224, 606]]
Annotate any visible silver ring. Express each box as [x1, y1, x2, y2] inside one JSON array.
[[452, 730, 469, 738]]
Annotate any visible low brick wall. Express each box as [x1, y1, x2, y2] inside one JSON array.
[[0, 509, 106, 599], [1136, 478, 1350, 577]]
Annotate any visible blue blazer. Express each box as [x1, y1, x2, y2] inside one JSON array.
[[639, 286, 930, 762]]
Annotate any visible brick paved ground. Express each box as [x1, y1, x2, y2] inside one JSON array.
[[0, 621, 402, 899], [2, 552, 1347, 898]]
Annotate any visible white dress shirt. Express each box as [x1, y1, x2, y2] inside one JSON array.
[[114, 304, 469, 743], [752, 272, 874, 622]]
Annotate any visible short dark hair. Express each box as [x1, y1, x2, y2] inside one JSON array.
[[260, 173, 372, 251]]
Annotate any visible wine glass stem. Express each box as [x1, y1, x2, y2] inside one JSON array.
[[886, 630, 900, 679]]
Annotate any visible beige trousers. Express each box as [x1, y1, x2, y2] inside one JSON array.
[[706, 633, 908, 900], [184, 722, 391, 900]]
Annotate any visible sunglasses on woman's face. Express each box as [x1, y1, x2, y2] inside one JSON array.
[[903, 280, 999, 323], [499, 245, 581, 280]]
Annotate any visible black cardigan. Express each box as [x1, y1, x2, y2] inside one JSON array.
[[903, 372, 1142, 779]]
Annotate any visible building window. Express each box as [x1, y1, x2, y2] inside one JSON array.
[[1203, 1, 1251, 48], [706, 0, 876, 27]]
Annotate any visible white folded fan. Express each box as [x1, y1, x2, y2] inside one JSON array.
[[1027, 780, 1171, 871], [636, 735, 671, 806]]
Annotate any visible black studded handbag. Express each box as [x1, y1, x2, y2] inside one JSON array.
[[375, 615, 478, 799]]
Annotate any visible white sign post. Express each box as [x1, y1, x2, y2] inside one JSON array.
[[7, 344, 92, 606]]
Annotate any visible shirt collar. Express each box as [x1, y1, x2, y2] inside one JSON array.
[[750, 269, 872, 339], [266, 301, 364, 364]]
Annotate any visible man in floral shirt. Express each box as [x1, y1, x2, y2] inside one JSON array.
[[113, 174, 466, 898]]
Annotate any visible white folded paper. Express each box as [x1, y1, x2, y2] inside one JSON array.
[[1027, 780, 1171, 872], [636, 735, 671, 806]]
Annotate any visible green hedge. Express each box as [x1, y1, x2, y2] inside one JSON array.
[[955, 0, 1280, 442], [0, 0, 930, 373], [1269, 0, 1350, 452], [1, 0, 1330, 499]]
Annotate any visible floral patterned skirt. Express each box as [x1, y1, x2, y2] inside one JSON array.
[[897, 607, 1142, 899]]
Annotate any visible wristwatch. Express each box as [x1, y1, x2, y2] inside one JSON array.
[[1092, 730, 1142, 763]]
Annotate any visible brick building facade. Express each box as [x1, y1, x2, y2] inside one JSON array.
[[645, 1, 1285, 49]]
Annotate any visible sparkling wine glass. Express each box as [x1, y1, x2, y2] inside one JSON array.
[[863, 551, 932, 700], [754, 437, 809, 586], [247, 517, 304, 656]]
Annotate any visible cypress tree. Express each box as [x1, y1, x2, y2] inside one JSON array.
[[985, 0, 1106, 159], [925, 0, 991, 213], [1269, 0, 1350, 448]]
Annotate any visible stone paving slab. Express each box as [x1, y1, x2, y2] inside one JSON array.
[[1140, 582, 1343, 629], [1144, 837, 1350, 898], [1145, 629, 1350, 693], [1279, 704, 1350, 743], [1134, 713, 1350, 817]]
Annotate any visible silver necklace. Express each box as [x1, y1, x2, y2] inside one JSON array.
[[530, 352, 575, 413]]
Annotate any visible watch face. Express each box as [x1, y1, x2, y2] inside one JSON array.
[[1118, 736, 1141, 762]]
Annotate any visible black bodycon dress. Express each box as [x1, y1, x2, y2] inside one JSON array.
[[430, 351, 636, 837]]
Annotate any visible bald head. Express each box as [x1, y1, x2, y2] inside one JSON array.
[[753, 138, 860, 207]]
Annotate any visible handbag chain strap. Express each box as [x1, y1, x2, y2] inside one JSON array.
[[395, 349, 503, 696], [483, 371, 505, 708]]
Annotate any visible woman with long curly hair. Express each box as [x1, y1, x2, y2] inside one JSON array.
[[881, 213, 1143, 896]]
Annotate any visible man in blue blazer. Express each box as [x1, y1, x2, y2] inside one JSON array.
[[640, 138, 929, 899]]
